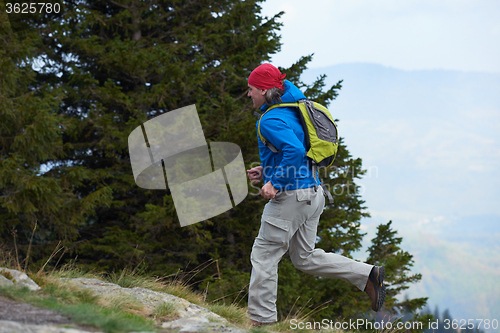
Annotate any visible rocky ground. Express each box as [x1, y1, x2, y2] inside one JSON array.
[[0, 267, 247, 333]]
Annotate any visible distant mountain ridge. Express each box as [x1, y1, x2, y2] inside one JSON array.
[[300, 63, 500, 332]]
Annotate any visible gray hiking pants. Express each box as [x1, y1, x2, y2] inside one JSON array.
[[247, 186, 373, 323]]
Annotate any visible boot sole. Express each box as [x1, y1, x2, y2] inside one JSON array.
[[374, 266, 386, 312]]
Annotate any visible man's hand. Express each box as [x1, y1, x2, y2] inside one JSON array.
[[247, 166, 263, 184], [261, 181, 279, 199]]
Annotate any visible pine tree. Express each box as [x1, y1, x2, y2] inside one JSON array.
[[2, 0, 285, 272], [442, 309, 455, 333], [0, 2, 112, 263], [367, 221, 428, 315], [431, 305, 442, 332]]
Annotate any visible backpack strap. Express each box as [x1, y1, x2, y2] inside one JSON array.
[[267, 101, 311, 150], [257, 119, 280, 153], [311, 163, 334, 204], [323, 183, 334, 204], [257, 102, 300, 153], [258, 102, 334, 204]]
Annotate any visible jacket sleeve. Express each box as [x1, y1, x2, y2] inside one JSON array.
[[260, 116, 306, 190]]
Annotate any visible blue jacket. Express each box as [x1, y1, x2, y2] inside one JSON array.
[[256, 80, 320, 191]]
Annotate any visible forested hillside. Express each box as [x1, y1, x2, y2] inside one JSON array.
[[1, 0, 427, 325]]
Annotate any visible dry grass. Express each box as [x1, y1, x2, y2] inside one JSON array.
[[0, 244, 19, 271], [96, 292, 147, 316], [0, 239, 393, 333], [152, 301, 180, 322]]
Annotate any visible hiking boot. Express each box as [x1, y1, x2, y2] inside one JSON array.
[[365, 266, 386, 312], [250, 320, 273, 327]]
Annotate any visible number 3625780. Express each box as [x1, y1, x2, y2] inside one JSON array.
[[5, 3, 61, 14]]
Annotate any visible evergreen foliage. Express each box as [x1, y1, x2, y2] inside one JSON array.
[[1, 0, 428, 323], [0, 2, 111, 260], [367, 221, 427, 314]]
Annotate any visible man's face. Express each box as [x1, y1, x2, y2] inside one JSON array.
[[247, 84, 267, 109]]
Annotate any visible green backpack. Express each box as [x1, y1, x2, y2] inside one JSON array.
[[257, 100, 338, 203]]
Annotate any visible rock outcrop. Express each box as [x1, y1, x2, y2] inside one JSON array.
[[0, 267, 247, 333], [0, 267, 41, 291]]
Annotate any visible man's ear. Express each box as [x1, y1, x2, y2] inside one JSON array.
[[261, 89, 267, 95]]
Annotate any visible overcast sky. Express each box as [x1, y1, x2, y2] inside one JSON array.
[[260, 0, 500, 73]]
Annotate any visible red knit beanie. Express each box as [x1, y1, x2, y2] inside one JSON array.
[[248, 63, 286, 90]]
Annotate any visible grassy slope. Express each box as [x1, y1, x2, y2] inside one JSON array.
[[0, 256, 321, 332], [0, 248, 405, 333]]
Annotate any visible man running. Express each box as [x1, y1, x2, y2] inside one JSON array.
[[246, 63, 386, 326]]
